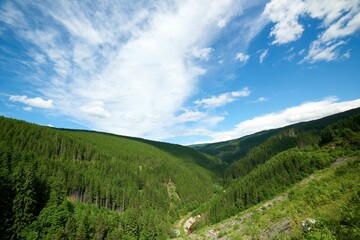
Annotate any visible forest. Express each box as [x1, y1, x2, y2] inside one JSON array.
[[0, 117, 219, 239], [0, 107, 359, 239]]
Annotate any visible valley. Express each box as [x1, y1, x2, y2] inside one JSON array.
[[1, 108, 359, 239]]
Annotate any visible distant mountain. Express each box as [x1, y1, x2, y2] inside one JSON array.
[[192, 107, 360, 165]]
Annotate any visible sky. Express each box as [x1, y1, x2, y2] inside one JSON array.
[[1, 0, 360, 145]]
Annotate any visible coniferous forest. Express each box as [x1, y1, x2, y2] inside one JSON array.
[[1, 108, 360, 239]]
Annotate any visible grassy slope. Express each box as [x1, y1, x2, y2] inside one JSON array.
[[192, 107, 360, 165], [192, 156, 360, 239]]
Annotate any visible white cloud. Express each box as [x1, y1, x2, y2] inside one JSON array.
[[205, 97, 360, 143], [259, 49, 269, 63], [2, 0, 252, 140], [0, 1, 25, 26], [79, 101, 110, 119], [194, 87, 250, 108], [23, 106, 32, 111], [175, 110, 206, 123], [304, 40, 346, 63], [255, 97, 268, 102], [202, 115, 225, 126], [9, 95, 54, 109], [175, 109, 225, 127], [218, 18, 228, 28], [235, 52, 250, 63], [263, 0, 360, 63], [263, 0, 305, 45], [191, 47, 214, 61]]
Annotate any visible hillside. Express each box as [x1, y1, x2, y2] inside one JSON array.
[[0, 116, 221, 239], [1, 109, 359, 239], [179, 110, 360, 239], [190, 156, 360, 239], [192, 107, 360, 165]]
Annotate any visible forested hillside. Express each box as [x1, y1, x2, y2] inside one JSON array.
[[192, 107, 360, 164], [1, 108, 360, 239], [0, 117, 220, 239], [189, 111, 360, 237], [194, 156, 360, 239]]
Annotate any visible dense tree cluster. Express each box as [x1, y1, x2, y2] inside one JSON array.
[[207, 147, 334, 223], [202, 112, 360, 225], [223, 130, 319, 182], [1, 109, 359, 239], [0, 117, 216, 239]]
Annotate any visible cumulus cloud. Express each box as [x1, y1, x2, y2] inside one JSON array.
[[263, 0, 360, 63], [259, 49, 269, 63], [206, 97, 360, 143], [9, 95, 54, 109], [235, 52, 250, 63], [194, 87, 250, 108], [263, 0, 305, 45]]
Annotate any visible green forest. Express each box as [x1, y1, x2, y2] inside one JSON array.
[[1, 108, 360, 239]]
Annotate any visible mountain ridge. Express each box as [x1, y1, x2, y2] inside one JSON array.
[[192, 107, 360, 164]]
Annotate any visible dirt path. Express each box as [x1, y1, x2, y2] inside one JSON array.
[[331, 156, 356, 167]]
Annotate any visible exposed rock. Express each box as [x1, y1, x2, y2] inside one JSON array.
[[302, 218, 316, 231], [173, 229, 180, 237]]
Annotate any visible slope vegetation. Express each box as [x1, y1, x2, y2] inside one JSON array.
[[186, 111, 360, 238], [0, 116, 219, 239], [193, 156, 360, 239]]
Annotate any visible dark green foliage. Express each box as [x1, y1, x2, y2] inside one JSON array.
[[207, 148, 334, 223], [320, 126, 336, 145], [337, 189, 360, 239], [203, 112, 360, 225], [224, 130, 319, 182], [11, 164, 37, 239], [320, 113, 360, 149], [0, 116, 216, 239], [1, 108, 359, 239]]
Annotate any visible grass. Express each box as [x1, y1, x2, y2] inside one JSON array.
[[195, 156, 360, 239]]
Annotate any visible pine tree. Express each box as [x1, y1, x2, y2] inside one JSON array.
[[11, 165, 37, 239]]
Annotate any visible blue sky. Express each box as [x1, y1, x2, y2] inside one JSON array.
[[1, 0, 360, 145]]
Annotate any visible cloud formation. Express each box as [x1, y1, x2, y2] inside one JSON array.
[[259, 49, 269, 63], [9, 95, 54, 109], [191, 47, 214, 61], [255, 97, 268, 103], [194, 88, 251, 109], [1, 0, 249, 139], [263, 0, 360, 63], [235, 52, 250, 63]]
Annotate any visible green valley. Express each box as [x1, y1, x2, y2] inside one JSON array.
[[1, 107, 360, 239]]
